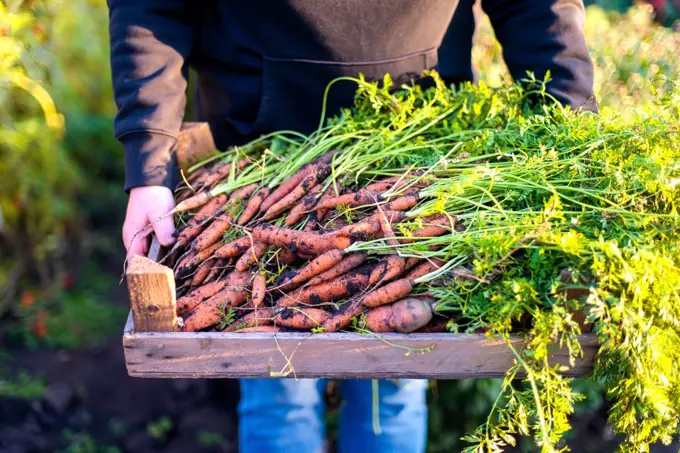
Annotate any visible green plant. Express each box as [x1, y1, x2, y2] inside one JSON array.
[[197, 431, 228, 448], [146, 415, 174, 441], [0, 369, 45, 400], [59, 430, 120, 453]]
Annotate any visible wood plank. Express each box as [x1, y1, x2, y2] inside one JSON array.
[[125, 236, 178, 332], [174, 122, 218, 172], [123, 332, 598, 379]]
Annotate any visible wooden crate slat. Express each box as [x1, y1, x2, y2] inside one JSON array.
[[123, 330, 598, 379]]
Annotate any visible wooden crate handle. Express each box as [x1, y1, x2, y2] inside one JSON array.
[[174, 122, 218, 172], [126, 236, 179, 332]]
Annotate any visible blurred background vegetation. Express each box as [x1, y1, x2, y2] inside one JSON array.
[[0, 0, 678, 452]]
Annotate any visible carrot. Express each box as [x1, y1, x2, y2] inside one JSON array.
[[363, 181, 395, 192], [233, 326, 283, 333], [321, 302, 365, 333], [230, 183, 259, 203], [382, 194, 420, 211], [175, 250, 196, 274], [171, 192, 212, 216], [173, 194, 229, 250], [176, 279, 229, 316], [225, 307, 275, 332], [259, 149, 340, 213], [204, 258, 230, 284], [365, 297, 433, 333], [191, 258, 216, 287], [284, 249, 344, 288], [277, 248, 300, 265], [335, 211, 406, 237], [307, 252, 367, 286], [253, 224, 351, 255], [403, 257, 422, 273], [235, 240, 269, 271], [192, 212, 234, 252], [277, 266, 372, 308], [405, 259, 445, 281], [316, 189, 381, 210], [315, 185, 338, 221], [275, 307, 330, 329], [285, 184, 324, 226], [213, 236, 252, 259], [251, 273, 267, 308], [369, 254, 406, 285], [361, 278, 413, 308], [182, 271, 252, 331], [202, 158, 251, 188], [377, 207, 399, 246], [263, 172, 321, 221], [401, 215, 454, 242], [237, 187, 270, 225]]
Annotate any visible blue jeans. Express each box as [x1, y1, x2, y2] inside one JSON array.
[[238, 378, 428, 453]]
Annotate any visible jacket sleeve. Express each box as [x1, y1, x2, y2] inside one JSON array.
[[481, 0, 598, 112], [108, 0, 193, 191]]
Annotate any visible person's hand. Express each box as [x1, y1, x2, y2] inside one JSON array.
[[123, 186, 176, 259]]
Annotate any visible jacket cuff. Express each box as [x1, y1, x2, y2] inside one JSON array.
[[122, 132, 179, 192]]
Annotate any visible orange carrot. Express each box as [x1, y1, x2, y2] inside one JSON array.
[[377, 207, 400, 246], [225, 307, 274, 332], [202, 157, 251, 188], [192, 212, 234, 252], [237, 187, 270, 225], [307, 252, 367, 286], [405, 259, 445, 281], [285, 184, 324, 226], [213, 236, 252, 259], [175, 250, 196, 275], [316, 189, 381, 210], [275, 307, 330, 329], [315, 185, 338, 221], [204, 258, 230, 284], [176, 279, 230, 316], [230, 183, 259, 203], [251, 273, 267, 308], [363, 181, 395, 192], [171, 192, 212, 215], [382, 194, 420, 211], [253, 224, 351, 256], [233, 326, 282, 333], [263, 172, 320, 221], [362, 278, 413, 308], [401, 215, 454, 242], [182, 271, 252, 331], [235, 240, 269, 271], [174, 194, 229, 249], [321, 302, 365, 333], [369, 254, 406, 285], [277, 267, 372, 308], [191, 258, 216, 287], [277, 248, 300, 265], [285, 249, 344, 288], [259, 149, 339, 213], [365, 297, 433, 333]]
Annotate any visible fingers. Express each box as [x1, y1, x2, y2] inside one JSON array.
[[152, 215, 177, 248]]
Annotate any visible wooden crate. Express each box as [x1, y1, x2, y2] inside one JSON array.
[[122, 123, 598, 379], [123, 239, 598, 379]]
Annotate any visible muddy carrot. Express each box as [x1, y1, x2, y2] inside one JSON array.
[[277, 248, 300, 265], [275, 307, 330, 329], [251, 273, 267, 308], [321, 302, 365, 333], [365, 297, 433, 333], [204, 258, 230, 284], [233, 326, 283, 333], [173, 194, 229, 250], [237, 187, 270, 225], [315, 185, 338, 221], [382, 194, 420, 211], [191, 258, 216, 287], [235, 240, 269, 271], [307, 252, 367, 286], [202, 158, 251, 188], [361, 278, 413, 308], [192, 212, 234, 252], [405, 259, 445, 281], [285, 184, 324, 226], [277, 266, 372, 308], [171, 192, 212, 216], [213, 236, 252, 259], [253, 224, 351, 255], [377, 207, 399, 246], [176, 279, 230, 316], [315, 189, 381, 210], [262, 172, 321, 221], [401, 215, 454, 242], [369, 254, 406, 285], [284, 249, 344, 288], [225, 307, 275, 332], [183, 271, 252, 331]]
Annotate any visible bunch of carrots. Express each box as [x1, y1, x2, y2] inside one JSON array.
[[164, 148, 458, 334]]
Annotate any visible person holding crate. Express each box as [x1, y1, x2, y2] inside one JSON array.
[[111, 0, 596, 451]]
